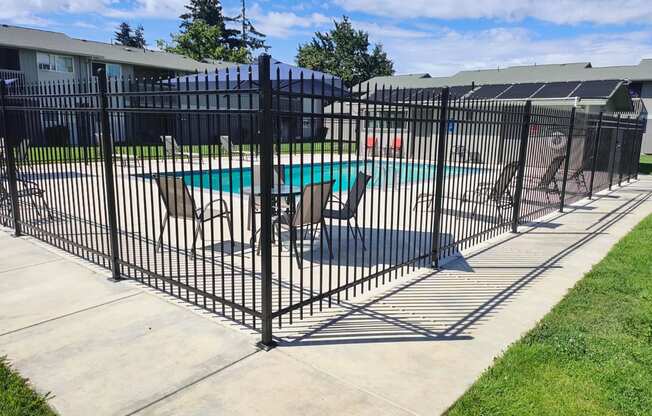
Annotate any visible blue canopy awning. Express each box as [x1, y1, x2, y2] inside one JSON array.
[[170, 58, 348, 97]]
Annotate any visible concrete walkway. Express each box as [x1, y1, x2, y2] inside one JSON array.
[[1, 176, 651, 416]]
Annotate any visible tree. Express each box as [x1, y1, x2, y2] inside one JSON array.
[[133, 25, 147, 48], [157, 20, 249, 63], [296, 16, 394, 87], [232, 0, 269, 52], [114, 22, 147, 48], [159, 0, 267, 64]]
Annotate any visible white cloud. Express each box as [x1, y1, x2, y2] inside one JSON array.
[[248, 4, 331, 38], [335, 0, 652, 25], [376, 26, 652, 75], [1, 0, 107, 26]]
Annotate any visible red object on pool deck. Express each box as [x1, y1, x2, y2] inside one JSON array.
[[391, 137, 402, 150], [366, 136, 377, 149]]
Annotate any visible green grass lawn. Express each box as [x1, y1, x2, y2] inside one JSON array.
[[446, 213, 652, 416], [640, 154, 652, 175], [22, 142, 357, 164], [0, 357, 55, 416]]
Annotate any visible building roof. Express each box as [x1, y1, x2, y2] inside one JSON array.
[[360, 59, 652, 90], [0, 25, 232, 73]]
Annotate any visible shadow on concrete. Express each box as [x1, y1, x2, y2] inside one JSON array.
[[273, 189, 651, 347]]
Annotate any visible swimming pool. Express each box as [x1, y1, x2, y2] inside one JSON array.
[[180, 160, 480, 193]]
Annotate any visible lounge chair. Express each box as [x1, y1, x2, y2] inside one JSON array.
[[154, 175, 232, 256], [94, 133, 140, 167], [161, 135, 202, 164], [322, 171, 372, 249], [219, 135, 249, 158], [274, 180, 335, 267], [461, 161, 520, 221], [523, 155, 566, 204]]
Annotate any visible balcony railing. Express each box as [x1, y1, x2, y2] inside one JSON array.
[[0, 69, 25, 88]]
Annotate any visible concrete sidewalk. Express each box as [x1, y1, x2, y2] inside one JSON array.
[[1, 176, 651, 416]]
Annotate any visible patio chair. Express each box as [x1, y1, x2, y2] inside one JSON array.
[[154, 175, 232, 256], [94, 133, 140, 167], [322, 171, 372, 249], [452, 145, 466, 162], [161, 135, 202, 164], [523, 155, 566, 204], [386, 136, 403, 158], [247, 164, 286, 232], [274, 180, 335, 268], [219, 135, 250, 158], [0, 175, 53, 219], [365, 136, 378, 157], [461, 161, 520, 221]]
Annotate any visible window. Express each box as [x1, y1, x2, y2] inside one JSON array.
[[37, 52, 74, 73], [106, 63, 122, 79]]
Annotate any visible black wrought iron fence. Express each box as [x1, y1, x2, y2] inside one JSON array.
[[0, 55, 645, 348]]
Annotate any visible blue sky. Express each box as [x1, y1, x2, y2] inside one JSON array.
[[4, 0, 652, 76]]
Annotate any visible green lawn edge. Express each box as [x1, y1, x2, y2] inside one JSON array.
[[446, 213, 652, 416], [640, 154, 652, 175], [0, 356, 56, 416]]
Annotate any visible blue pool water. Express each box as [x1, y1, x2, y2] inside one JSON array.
[[180, 160, 480, 193]]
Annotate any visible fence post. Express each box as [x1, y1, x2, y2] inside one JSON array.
[[635, 120, 644, 180], [608, 115, 620, 190], [96, 69, 121, 281], [588, 112, 603, 199], [511, 100, 532, 233], [559, 107, 575, 213], [633, 120, 644, 180], [0, 80, 22, 236], [256, 54, 276, 350], [431, 87, 450, 267]]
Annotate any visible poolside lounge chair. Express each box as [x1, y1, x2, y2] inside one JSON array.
[[461, 161, 520, 222], [219, 135, 250, 158], [94, 133, 141, 167], [322, 171, 372, 250], [161, 135, 202, 164], [273, 180, 335, 267], [154, 175, 232, 256], [523, 155, 566, 204]]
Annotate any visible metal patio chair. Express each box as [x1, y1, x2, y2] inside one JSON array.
[[154, 175, 232, 256], [161, 135, 202, 164], [247, 164, 286, 232], [0, 175, 54, 220], [274, 180, 335, 268], [461, 161, 520, 221], [219, 135, 254, 159], [322, 171, 372, 250], [523, 155, 566, 204]]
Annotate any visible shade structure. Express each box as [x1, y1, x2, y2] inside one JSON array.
[[170, 58, 348, 97]]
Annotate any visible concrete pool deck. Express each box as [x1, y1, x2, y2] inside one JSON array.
[[0, 175, 650, 415]]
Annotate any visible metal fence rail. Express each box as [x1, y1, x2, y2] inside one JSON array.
[[0, 55, 645, 348]]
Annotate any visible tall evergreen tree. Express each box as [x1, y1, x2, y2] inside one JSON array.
[[133, 25, 147, 48], [159, 0, 267, 64], [114, 22, 147, 48], [114, 22, 133, 46], [296, 16, 394, 87]]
